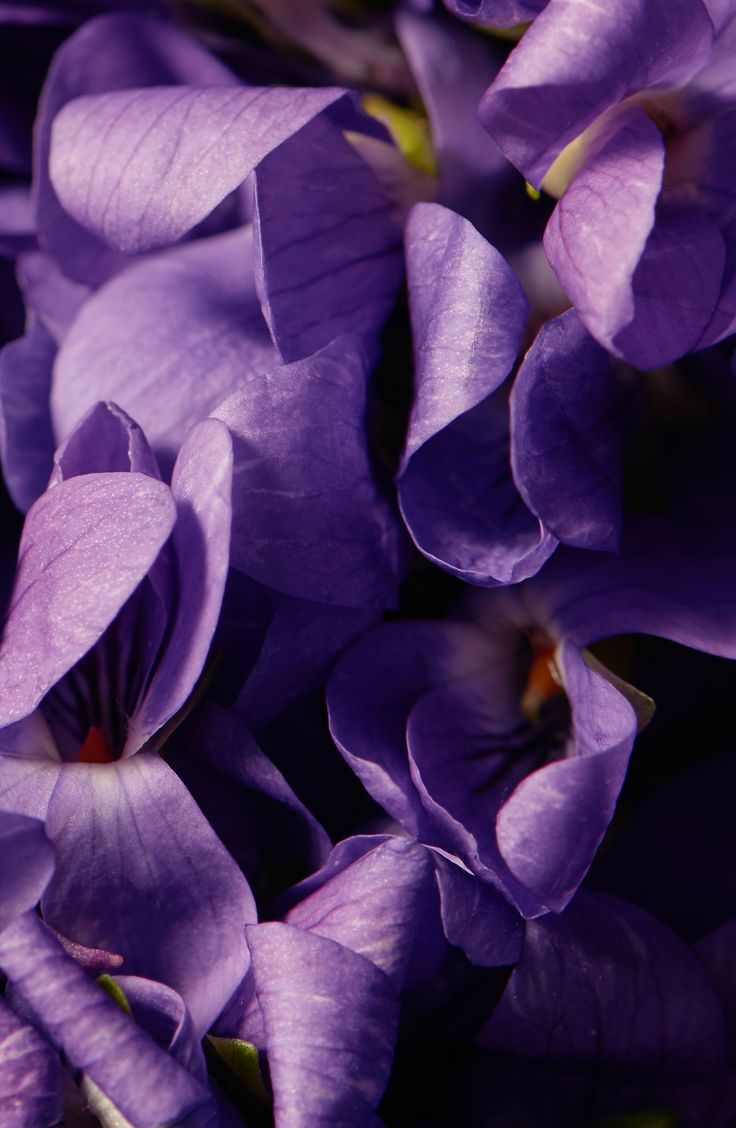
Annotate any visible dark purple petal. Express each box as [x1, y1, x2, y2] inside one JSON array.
[[34, 12, 238, 284], [213, 334, 401, 608], [247, 922, 398, 1126], [396, 13, 507, 233], [253, 112, 403, 363], [49, 84, 355, 256], [477, 891, 727, 1119], [285, 836, 434, 989], [432, 852, 523, 966], [479, 0, 714, 185], [0, 811, 54, 931], [39, 753, 255, 1035], [495, 643, 637, 912], [0, 912, 208, 1124], [51, 227, 277, 472], [528, 514, 736, 658], [328, 620, 500, 836], [127, 420, 232, 752], [0, 473, 176, 727], [510, 309, 633, 550], [169, 702, 330, 901], [0, 996, 62, 1128], [442, 0, 547, 28], [0, 323, 56, 512]]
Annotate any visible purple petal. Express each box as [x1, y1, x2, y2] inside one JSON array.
[[253, 111, 403, 363], [50, 83, 354, 256], [479, 0, 714, 185], [0, 811, 54, 931], [52, 227, 277, 472], [0, 996, 62, 1128], [510, 309, 633, 551], [34, 12, 238, 284], [16, 251, 91, 344], [0, 323, 56, 512], [442, 0, 547, 28], [213, 334, 401, 608], [0, 473, 176, 727], [432, 852, 523, 966], [543, 106, 664, 350], [286, 836, 434, 990], [402, 203, 528, 464], [170, 703, 330, 900], [0, 912, 208, 1124], [396, 13, 507, 233], [478, 891, 727, 1118], [248, 922, 398, 1126], [52, 401, 160, 482], [530, 514, 736, 658], [400, 203, 555, 584], [328, 620, 499, 836], [127, 420, 232, 752], [495, 643, 637, 912], [39, 753, 255, 1035]]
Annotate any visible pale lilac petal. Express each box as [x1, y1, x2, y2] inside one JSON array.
[[285, 836, 434, 989], [253, 112, 403, 363], [50, 84, 354, 255], [0, 323, 56, 512], [0, 912, 208, 1124], [40, 753, 255, 1036], [34, 12, 238, 284], [52, 228, 277, 471], [0, 473, 176, 726], [127, 420, 232, 752], [213, 335, 401, 608], [248, 922, 398, 1127], [510, 309, 633, 550], [479, 0, 714, 185], [0, 997, 62, 1128], [543, 106, 664, 351]]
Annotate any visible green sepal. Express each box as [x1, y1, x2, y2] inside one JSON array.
[[97, 975, 132, 1017], [207, 1036, 269, 1103], [361, 94, 438, 177]]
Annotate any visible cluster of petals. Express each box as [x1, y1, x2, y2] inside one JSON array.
[[0, 1, 735, 1126]]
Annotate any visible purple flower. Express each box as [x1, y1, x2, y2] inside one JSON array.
[[481, 0, 736, 365]]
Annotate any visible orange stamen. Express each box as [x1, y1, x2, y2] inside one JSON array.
[[78, 725, 114, 764], [522, 644, 563, 721]]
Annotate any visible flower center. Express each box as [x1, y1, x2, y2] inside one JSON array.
[[77, 725, 114, 765]]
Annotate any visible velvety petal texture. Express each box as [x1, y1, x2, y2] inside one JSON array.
[[213, 334, 401, 608], [400, 202, 556, 584], [479, 0, 714, 185], [247, 922, 399, 1127], [442, 0, 548, 29], [0, 322, 56, 512], [51, 228, 277, 469], [0, 473, 176, 726], [510, 309, 633, 550], [49, 84, 355, 255], [253, 112, 403, 363], [39, 753, 255, 1035], [0, 912, 208, 1125], [0, 996, 62, 1128], [0, 811, 54, 931]]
